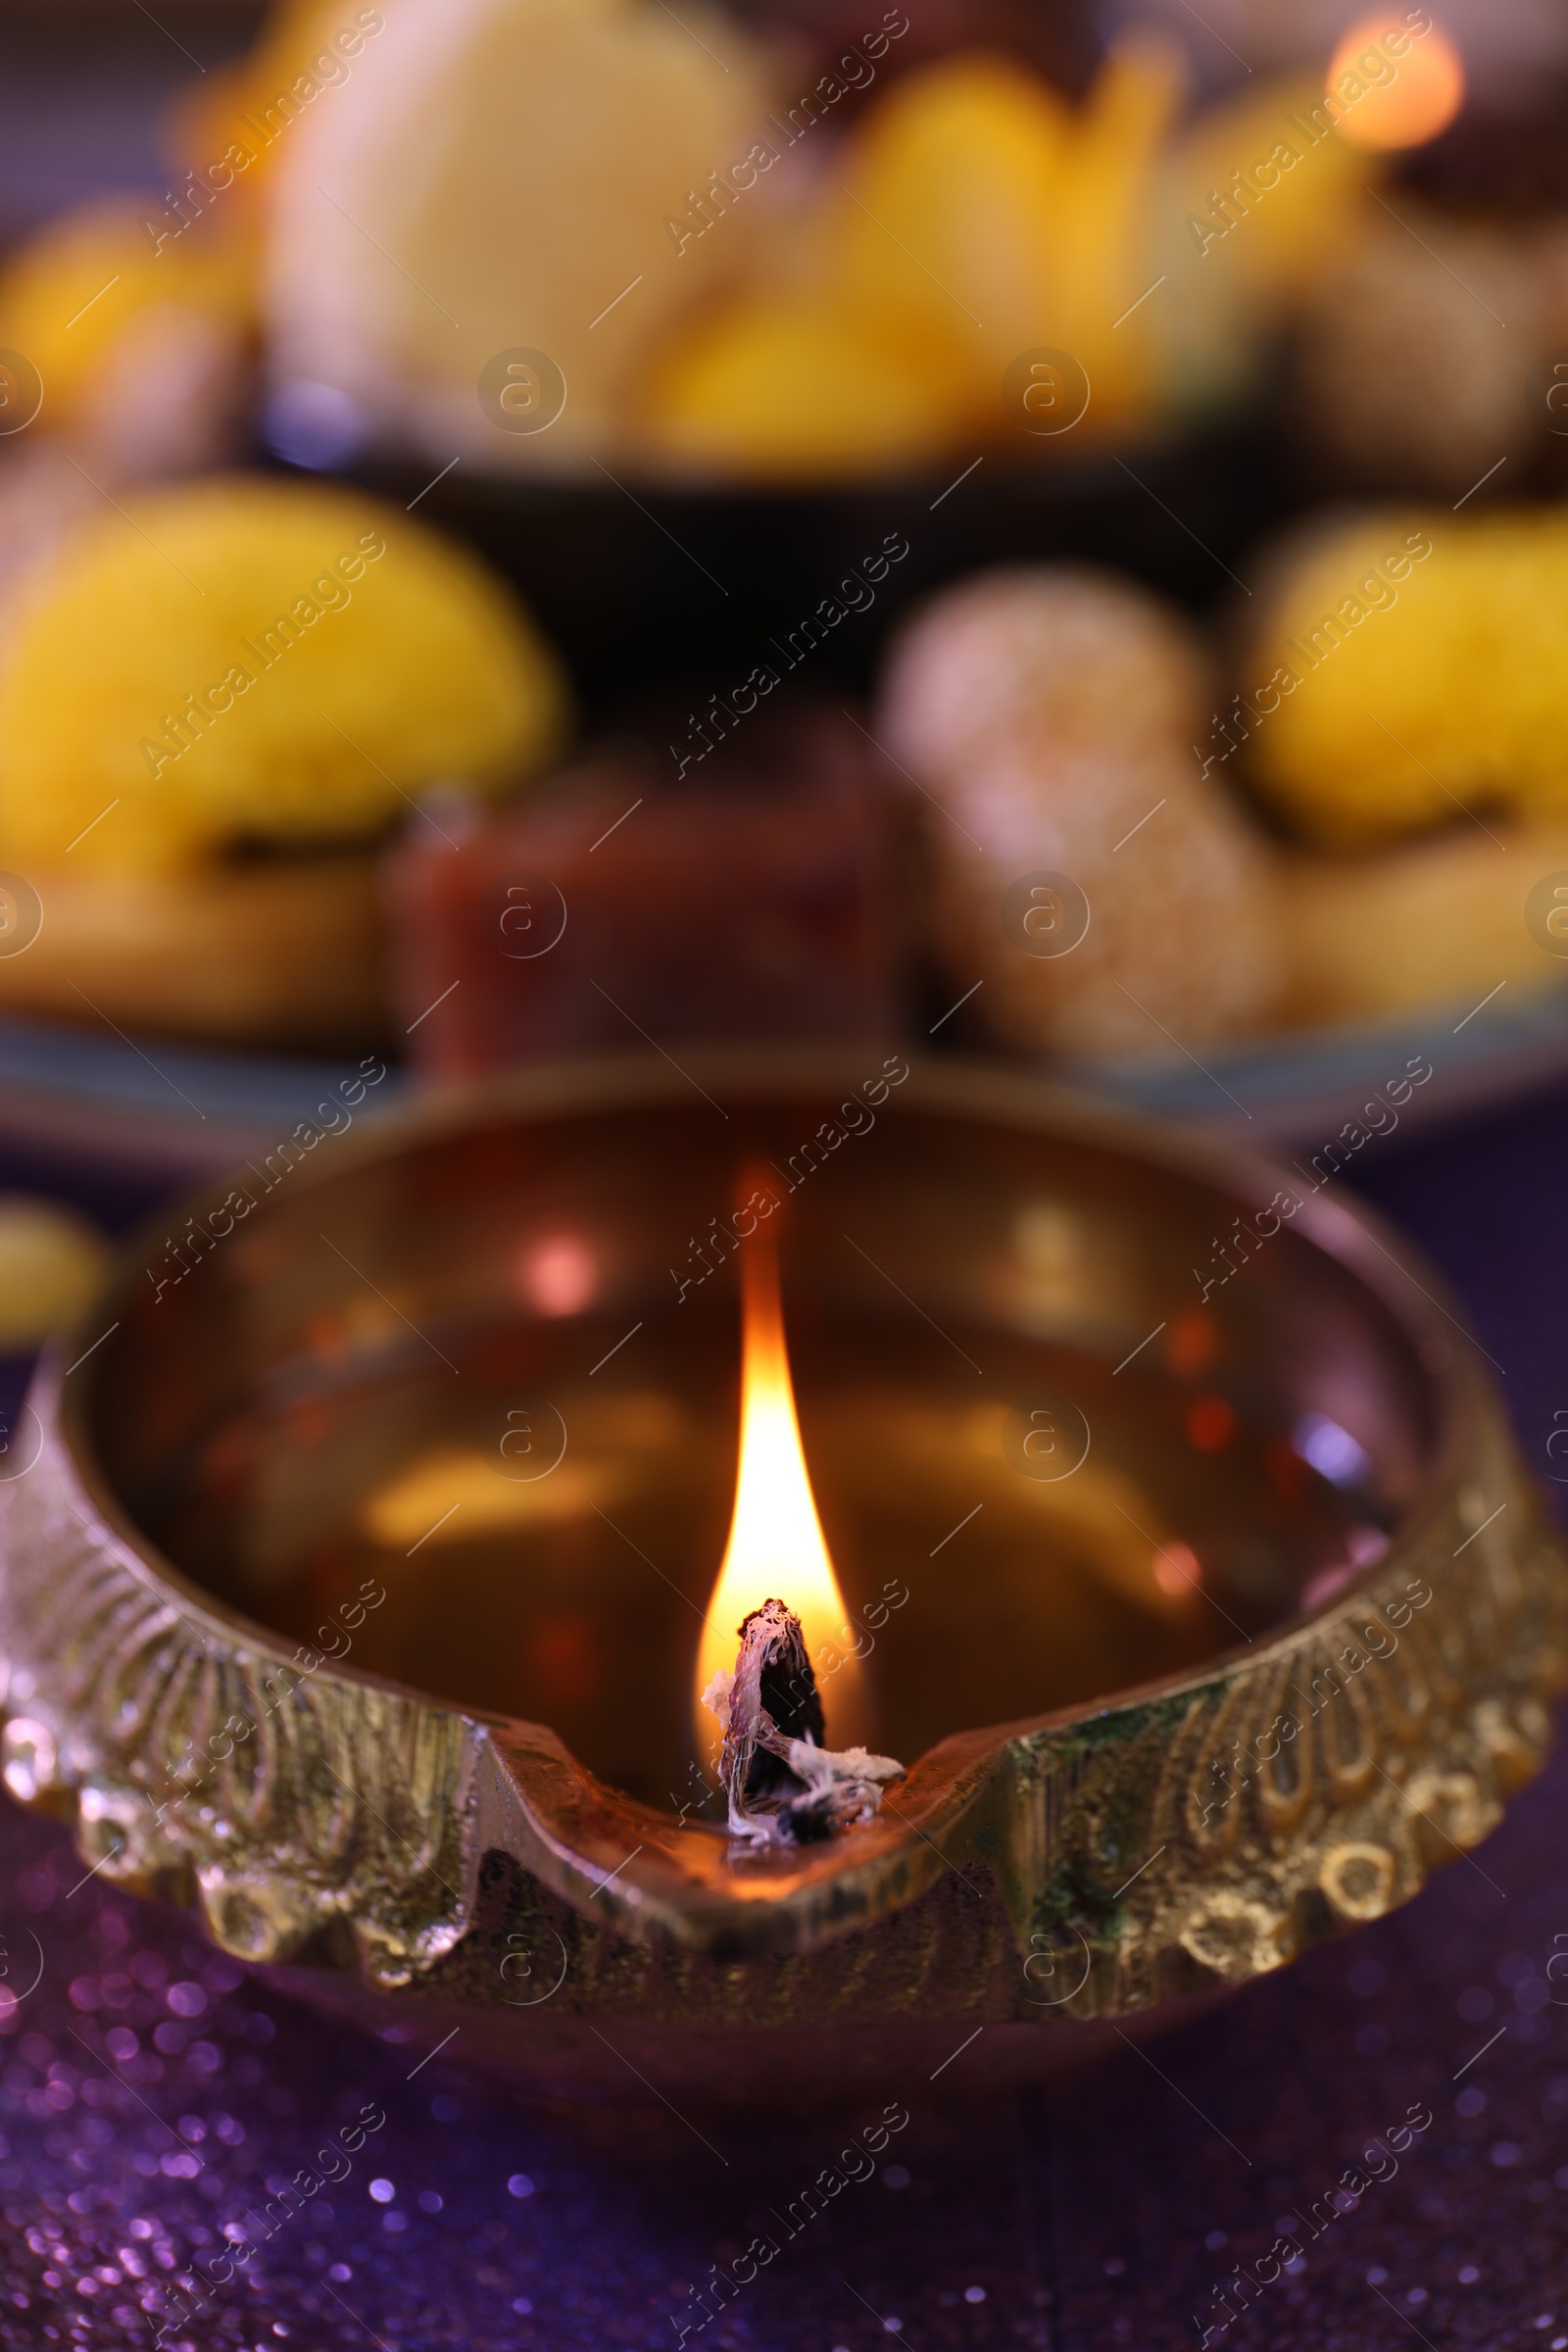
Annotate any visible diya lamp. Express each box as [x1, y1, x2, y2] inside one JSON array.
[[0, 1054, 1562, 2107]]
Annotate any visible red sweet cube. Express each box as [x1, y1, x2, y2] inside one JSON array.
[[383, 702, 908, 1078]]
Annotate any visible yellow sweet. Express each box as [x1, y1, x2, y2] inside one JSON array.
[[1043, 39, 1186, 428], [0, 198, 252, 435], [1167, 77, 1373, 302], [1282, 823, 1568, 1025], [164, 0, 380, 202], [1242, 508, 1568, 847], [643, 41, 1185, 476], [827, 54, 1073, 375], [1137, 76, 1387, 425], [0, 1197, 111, 1351], [0, 475, 568, 874], [643, 301, 969, 481]]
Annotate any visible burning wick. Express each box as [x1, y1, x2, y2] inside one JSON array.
[[702, 1599, 905, 1844], [695, 1202, 904, 1842]]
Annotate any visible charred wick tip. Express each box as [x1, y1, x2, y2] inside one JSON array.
[[740, 1597, 827, 1775], [717, 1597, 905, 1846]]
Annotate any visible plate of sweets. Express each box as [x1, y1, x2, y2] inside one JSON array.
[[0, 0, 1561, 1182]]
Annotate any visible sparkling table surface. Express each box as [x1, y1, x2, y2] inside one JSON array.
[[1, 1073, 1567, 2352]]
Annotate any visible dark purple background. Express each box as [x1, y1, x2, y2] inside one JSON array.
[[1, 1071, 1566, 2351]]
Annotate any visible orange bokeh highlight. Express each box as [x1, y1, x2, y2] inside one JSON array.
[[516, 1232, 597, 1317], [1328, 13, 1464, 151], [1167, 1312, 1218, 1379], [1153, 1540, 1203, 1599], [1187, 1395, 1237, 1453]]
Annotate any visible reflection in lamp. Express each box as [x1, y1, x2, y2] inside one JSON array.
[[1152, 1539, 1203, 1599], [516, 1233, 597, 1317], [1294, 1411, 1373, 1491], [360, 1446, 605, 1547]]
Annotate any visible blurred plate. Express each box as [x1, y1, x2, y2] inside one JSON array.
[[0, 1008, 408, 1189], [2, 982, 1565, 1195], [1070, 979, 1568, 1143]]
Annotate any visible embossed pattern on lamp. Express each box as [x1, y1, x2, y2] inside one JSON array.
[[0, 1056, 1560, 2105]]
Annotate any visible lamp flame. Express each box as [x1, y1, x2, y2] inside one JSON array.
[[694, 1222, 870, 1758]]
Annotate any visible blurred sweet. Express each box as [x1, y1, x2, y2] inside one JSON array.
[[252, 0, 1396, 486], [1238, 506, 1568, 847], [0, 447, 107, 636], [1027, 38, 1186, 431], [1293, 202, 1564, 496], [1282, 823, 1568, 1026], [0, 474, 568, 875], [0, 1196, 111, 1353], [265, 0, 767, 471], [648, 29, 1422, 477], [1147, 75, 1380, 422], [0, 196, 254, 478], [75, 302, 252, 483], [0, 856, 386, 1052], [878, 567, 1282, 1057], [642, 302, 968, 482], [645, 41, 1185, 475], [384, 703, 906, 1076], [165, 0, 387, 211], [827, 54, 1085, 389], [880, 563, 1205, 773]]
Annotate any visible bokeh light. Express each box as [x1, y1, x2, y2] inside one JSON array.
[[1329, 12, 1465, 151]]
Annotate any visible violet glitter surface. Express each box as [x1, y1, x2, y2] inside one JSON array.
[[2, 1078, 1567, 2352]]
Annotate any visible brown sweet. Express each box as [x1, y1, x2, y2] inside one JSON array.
[[0, 853, 386, 1051], [1280, 823, 1568, 1028], [879, 567, 1282, 1058], [383, 703, 907, 1076], [1292, 204, 1542, 498]]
